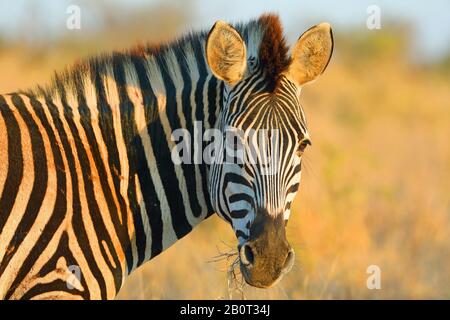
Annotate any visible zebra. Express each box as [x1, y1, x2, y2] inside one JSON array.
[[0, 14, 333, 299]]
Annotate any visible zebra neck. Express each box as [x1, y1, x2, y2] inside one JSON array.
[[30, 51, 223, 279], [106, 53, 223, 273]]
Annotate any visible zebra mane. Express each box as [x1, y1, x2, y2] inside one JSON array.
[[29, 13, 289, 98]]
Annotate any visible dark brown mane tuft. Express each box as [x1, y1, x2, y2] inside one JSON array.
[[128, 41, 150, 58], [258, 14, 290, 91]]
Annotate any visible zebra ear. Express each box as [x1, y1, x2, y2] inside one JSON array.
[[206, 21, 247, 85], [285, 23, 333, 86]]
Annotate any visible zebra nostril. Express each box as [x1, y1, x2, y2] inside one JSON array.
[[282, 249, 295, 273], [240, 243, 255, 266]]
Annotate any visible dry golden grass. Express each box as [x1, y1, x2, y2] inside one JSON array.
[[1, 26, 449, 299]]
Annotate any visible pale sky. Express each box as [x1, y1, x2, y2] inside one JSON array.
[[0, 0, 449, 61]]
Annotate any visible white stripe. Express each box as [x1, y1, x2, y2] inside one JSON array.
[[30, 291, 84, 300]]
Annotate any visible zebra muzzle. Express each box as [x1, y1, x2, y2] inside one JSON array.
[[238, 212, 294, 288]]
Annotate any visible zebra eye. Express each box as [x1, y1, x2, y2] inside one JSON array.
[[297, 138, 311, 156]]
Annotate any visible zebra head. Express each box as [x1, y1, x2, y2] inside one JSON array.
[[205, 18, 333, 288]]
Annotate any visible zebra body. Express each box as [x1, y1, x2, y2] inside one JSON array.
[[0, 14, 333, 299], [0, 41, 219, 299]]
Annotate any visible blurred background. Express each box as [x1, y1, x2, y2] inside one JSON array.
[[1, 0, 449, 299]]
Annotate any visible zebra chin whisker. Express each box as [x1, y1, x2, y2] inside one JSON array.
[[206, 246, 247, 300], [208, 248, 238, 264], [226, 255, 247, 300]]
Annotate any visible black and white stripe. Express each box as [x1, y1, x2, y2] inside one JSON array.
[[208, 75, 308, 243]]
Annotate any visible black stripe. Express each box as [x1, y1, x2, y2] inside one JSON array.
[[229, 193, 254, 205], [285, 201, 292, 212], [286, 182, 300, 195], [176, 47, 202, 219], [207, 76, 218, 129], [21, 280, 84, 300], [193, 39, 213, 218], [0, 95, 23, 234], [235, 230, 248, 240], [21, 279, 83, 300], [230, 209, 249, 219], [224, 172, 252, 188]]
